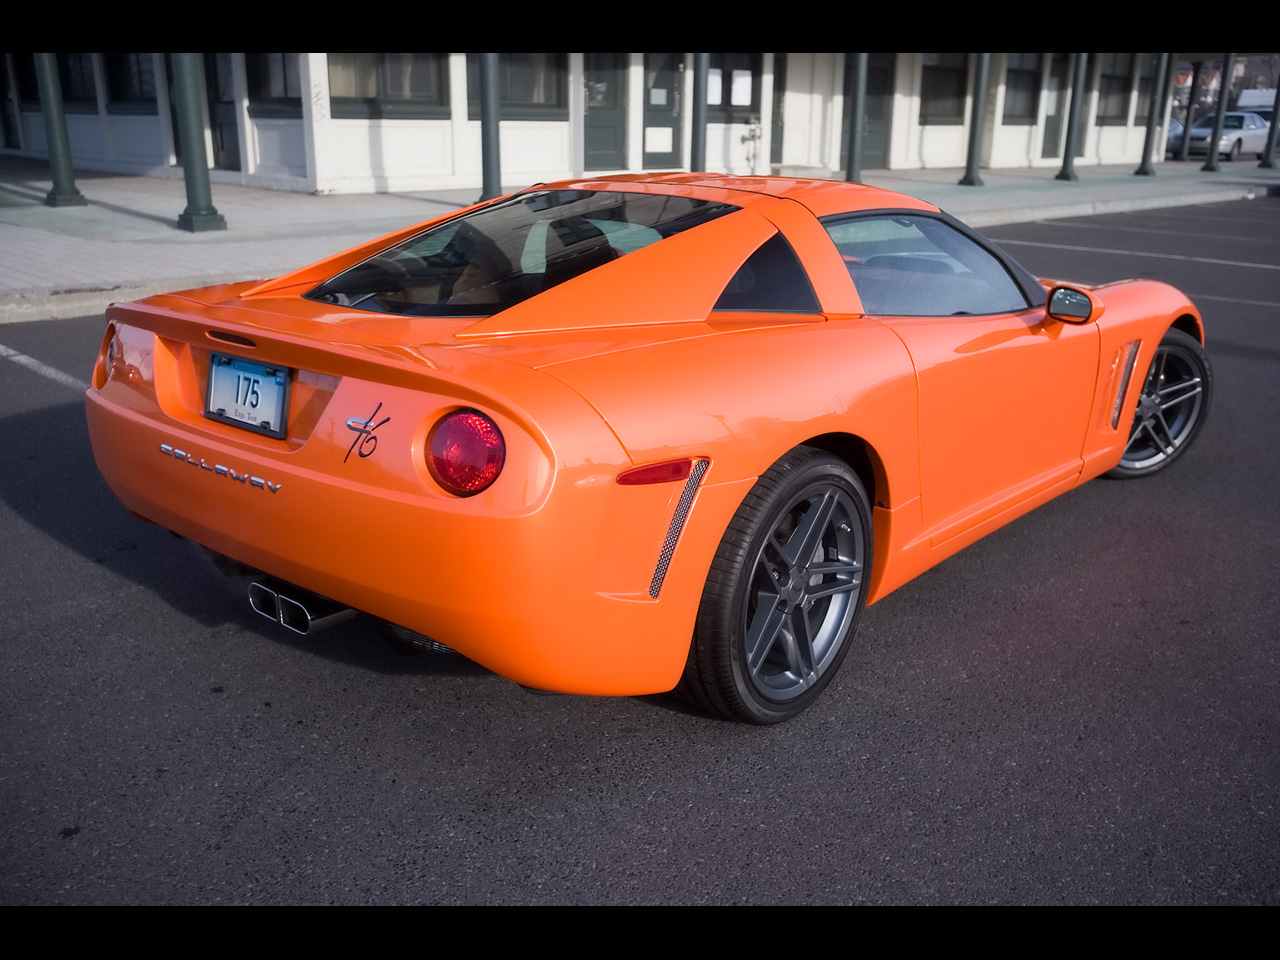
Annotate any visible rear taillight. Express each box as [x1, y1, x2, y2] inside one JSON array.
[[93, 323, 117, 389], [427, 410, 505, 496]]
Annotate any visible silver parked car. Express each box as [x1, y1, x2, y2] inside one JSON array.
[[1186, 112, 1270, 160]]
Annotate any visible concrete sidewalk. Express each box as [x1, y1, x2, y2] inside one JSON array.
[[2, 154, 1277, 324]]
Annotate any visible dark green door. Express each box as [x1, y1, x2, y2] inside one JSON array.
[[585, 53, 626, 170], [642, 53, 682, 168], [841, 53, 895, 171], [1041, 53, 1069, 159], [204, 53, 240, 171], [166, 53, 239, 169]]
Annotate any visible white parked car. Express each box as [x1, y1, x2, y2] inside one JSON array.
[[1186, 112, 1270, 160]]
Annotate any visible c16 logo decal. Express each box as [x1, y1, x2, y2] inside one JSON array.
[[345, 402, 390, 463]]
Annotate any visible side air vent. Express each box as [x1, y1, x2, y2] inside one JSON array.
[[649, 459, 710, 598], [1112, 340, 1141, 429]]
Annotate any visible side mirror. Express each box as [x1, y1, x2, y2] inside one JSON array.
[[1046, 285, 1104, 324]]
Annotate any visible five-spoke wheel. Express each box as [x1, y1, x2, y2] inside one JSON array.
[[1109, 328, 1212, 478], [680, 448, 871, 724]]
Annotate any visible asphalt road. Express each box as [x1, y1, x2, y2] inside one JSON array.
[[2, 198, 1277, 904]]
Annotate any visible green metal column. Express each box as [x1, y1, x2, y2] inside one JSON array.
[[844, 53, 867, 184], [1201, 54, 1235, 173], [1259, 84, 1279, 169], [171, 53, 226, 232], [959, 53, 990, 186], [478, 53, 501, 201], [33, 53, 86, 207], [1177, 61, 1203, 162], [1135, 52, 1169, 176], [1055, 53, 1088, 182], [691, 53, 708, 171]]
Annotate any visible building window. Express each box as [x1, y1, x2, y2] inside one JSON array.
[[57, 53, 97, 113], [1134, 54, 1160, 124], [1095, 52, 1134, 125], [329, 53, 449, 119], [466, 53, 567, 120], [104, 53, 157, 115], [920, 53, 967, 125], [1, 54, 19, 147], [14, 54, 40, 104], [1002, 53, 1041, 125], [247, 53, 302, 118], [705, 52, 761, 123]]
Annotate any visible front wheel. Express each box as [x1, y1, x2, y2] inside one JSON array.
[[679, 448, 872, 724], [1226, 140, 1242, 161], [1108, 328, 1212, 478]]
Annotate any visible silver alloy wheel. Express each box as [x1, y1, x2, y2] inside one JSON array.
[[1119, 339, 1206, 471], [743, 482, 864, 701]]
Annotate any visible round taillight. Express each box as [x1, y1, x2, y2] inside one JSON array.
[[427, 410, 505, 496]]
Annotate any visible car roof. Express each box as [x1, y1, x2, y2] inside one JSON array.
[[535, 172, 941, 219]]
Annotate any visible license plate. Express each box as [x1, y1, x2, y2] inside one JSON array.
[[205, 353, 290, 439]]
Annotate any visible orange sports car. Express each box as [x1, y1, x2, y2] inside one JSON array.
[[85, 175, 1211, 723]]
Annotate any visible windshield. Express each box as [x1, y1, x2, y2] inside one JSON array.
[[307, 190, 737, 317], [1193, 115, 1243, 130]]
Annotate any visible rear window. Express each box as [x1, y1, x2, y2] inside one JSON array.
[[306, 190, 737, 317]]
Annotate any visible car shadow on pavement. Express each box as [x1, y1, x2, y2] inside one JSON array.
[[0, 398, 496, 679]]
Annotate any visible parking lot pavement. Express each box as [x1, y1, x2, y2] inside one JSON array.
[[1, 197, 1278, 904]]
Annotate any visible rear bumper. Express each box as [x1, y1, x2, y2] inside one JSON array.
[[85, 374, 743, 696]]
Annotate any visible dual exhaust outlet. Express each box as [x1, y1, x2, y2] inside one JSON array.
[[249, 578, 355, 636]]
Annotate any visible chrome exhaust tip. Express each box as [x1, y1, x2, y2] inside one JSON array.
[[277, 591, 356, 635], [248, 580, 281, 622], [249, 579, 354, 635]]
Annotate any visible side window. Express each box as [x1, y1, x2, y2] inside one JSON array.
[[824, 215, 1028, 316], [714, 233, 821, 313]]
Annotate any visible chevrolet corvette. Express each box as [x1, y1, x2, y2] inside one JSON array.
[[85, 174, 1211, 723]]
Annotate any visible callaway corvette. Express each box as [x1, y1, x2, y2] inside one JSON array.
[[86, 175, 1211, 723]]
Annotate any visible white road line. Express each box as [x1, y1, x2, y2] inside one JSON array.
[[987, 237, 1280, 270], [1188, 294, 1280, 308], [0, 343, 90, 391], [1029, 219, 1280, 245]]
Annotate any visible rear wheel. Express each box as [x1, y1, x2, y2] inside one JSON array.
[[679, 448, 871, 724], [1108, 328, 1212, 478]]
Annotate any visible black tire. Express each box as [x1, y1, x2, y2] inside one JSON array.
[[678, 447, 872, 724], [1108, 328, 1212, 479], [1227, 140, 1242, 161]]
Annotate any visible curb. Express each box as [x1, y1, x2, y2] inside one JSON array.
[[957, 186, 1263, 228], [0, 275, 250, 325]]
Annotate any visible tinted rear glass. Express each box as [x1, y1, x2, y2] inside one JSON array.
[[306, 190, 737, 317], [713, 233, 820, 313], [824, 214, 1028, 316]]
